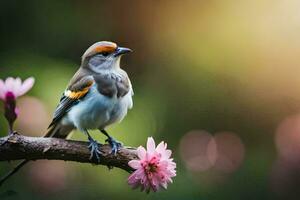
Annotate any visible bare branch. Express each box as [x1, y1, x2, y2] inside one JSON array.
[[0, 133, 138, 172]]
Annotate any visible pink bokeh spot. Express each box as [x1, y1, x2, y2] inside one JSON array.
[[127, 137, 176, 193]]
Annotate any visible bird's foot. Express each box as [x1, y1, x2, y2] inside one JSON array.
[[88, 138, 102, 162], [105, 137, 123, 155]]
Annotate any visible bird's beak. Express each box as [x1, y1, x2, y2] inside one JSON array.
[[114, 47, 132, 57]]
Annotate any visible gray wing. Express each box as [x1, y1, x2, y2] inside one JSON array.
[[48, 76, 94, 128]]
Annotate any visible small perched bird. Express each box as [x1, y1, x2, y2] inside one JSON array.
[[0, 41, 133, 185], [46, 41, 133, 159]]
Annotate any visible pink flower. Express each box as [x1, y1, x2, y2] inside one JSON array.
[[0, 77, 35, 133], [128, 137, 176, 193], [0, 77, 35, 100]]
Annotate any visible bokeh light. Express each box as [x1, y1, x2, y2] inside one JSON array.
[[180, 130, 245, 174], [15, 96, 51, 137], [27, 160, 70, 195], [180, 130, 215, 172], [275, 114, 300, 162], [270, 114, 300, 198], [209, 132, 245, 173]]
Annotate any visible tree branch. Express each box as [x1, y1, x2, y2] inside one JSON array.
[[0, 133, 138, 172]]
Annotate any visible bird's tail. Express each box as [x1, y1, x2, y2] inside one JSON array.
[[0, 123, 74, 186], [44, 123, 74, 138]]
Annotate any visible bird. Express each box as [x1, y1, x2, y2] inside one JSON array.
[[46, 41, 133, 159], [0, 41, 133, 185]]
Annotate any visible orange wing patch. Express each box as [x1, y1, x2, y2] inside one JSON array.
[[65, 88, 89, 99], [64, 80, 93, 99]]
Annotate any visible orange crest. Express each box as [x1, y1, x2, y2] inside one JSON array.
[[83, 41, 118, 59]]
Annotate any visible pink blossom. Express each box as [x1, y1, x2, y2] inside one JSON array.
[[0, 77, 35, 133], [128, 137, 176, 193], [0, 77, 35, 100]]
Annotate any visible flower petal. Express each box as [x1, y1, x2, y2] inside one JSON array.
[[13, 77, 22, 95], [156, 141, 166, 153], [156, 141, 172, 159], [0, 79, 6, 100], [147, 137, 156, 154], [128, 171, 140, 186], [164, 150, 172, 159], [137, 146, 146, 160], [128, 160, 141, 169], [161, 181, 168, 189], [18, 77, 35, 97], [5, 77, 15, 93]]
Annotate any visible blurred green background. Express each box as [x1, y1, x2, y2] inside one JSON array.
[[1, 0, 300, 199]]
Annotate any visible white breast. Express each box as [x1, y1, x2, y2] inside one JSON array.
[[62, 84, 133, 131]]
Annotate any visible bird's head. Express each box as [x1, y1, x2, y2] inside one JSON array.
[[81, 41, 132, 72]]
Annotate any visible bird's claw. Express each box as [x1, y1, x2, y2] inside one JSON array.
[[88, 139, 101, 162], [105, 137, 122, 155]]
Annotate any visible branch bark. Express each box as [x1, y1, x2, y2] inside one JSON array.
[[0, 133, 138, 172]]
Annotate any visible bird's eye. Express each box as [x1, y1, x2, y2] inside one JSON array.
[[102, 52, 109, 56]]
